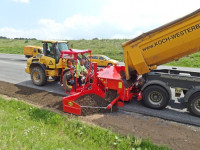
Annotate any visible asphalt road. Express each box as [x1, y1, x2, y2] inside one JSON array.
[[0, 53, 65, 95], [0, 53, 200, 126]]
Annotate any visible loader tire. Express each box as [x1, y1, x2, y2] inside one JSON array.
[[188, 92, 200, 117], [63, 71, 72, 92], [142, 85, 169, 110], [31, 66, 47, 86]]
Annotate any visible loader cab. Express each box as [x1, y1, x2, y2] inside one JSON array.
[[42, 40, 69, 63]]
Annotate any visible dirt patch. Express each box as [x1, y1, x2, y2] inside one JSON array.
[[0, 81, 118, 115], [81, 113, 200, 150], [75, 90, 118, 115], [0, 81, 64, 111], [0, 80, 200, 150]]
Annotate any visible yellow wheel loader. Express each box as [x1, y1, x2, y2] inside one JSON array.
[[25, 40, 73, 91]]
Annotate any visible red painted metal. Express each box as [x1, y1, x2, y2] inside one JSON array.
[[97, 65, 134, 102], [63, 63, 106, 115], [117, 101, 124, 107], [60, 49, 92, 94], [137, 91, 142, 101], [62, 52, 141, 115], [107, 96, 120, 109], [60, 49, 92, 56]]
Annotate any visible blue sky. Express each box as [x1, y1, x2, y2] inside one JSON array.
[[0, 0, 105, 29], [0, 0, 200, 40]]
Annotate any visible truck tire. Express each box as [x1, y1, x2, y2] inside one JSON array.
[[188, 92, 200, 117], [63, 71, 72, 92], [31, 66, 47, 86], [142, 85, 170, 109]]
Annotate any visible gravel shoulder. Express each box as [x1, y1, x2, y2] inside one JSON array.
[[0, 80, 200, 150]]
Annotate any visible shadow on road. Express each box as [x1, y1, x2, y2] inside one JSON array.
[[15, 80, 66, 96], [120, 98, 200, 126]]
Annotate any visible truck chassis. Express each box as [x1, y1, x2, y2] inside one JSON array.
[[141, 68, 200, 116]]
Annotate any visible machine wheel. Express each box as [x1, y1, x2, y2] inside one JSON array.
[[31, 66, 47, 86], [188, 92, 200, 117], [142, 85, 170, 109], [63, 71, 72, 92], [107, 63, 113, 66]]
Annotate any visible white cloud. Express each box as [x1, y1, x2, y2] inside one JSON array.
[[103, 0, 200, 32], [38, 19, 64, 32], [64, 14, 101, 28], [2, 0, 200, 39], [12, 0, 30, 3]]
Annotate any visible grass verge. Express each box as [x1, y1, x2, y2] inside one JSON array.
[[1, 38, 198, 67], [0, 97, 168, 150], [166, 53, 200, 68], [0, 39, 126, 61]]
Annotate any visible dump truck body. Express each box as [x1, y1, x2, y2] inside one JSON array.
[[123, 9, 200, 79], [24, 46, 42, 58]]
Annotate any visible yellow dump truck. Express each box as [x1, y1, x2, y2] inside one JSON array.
[[123, 9, 200, 79], [24, 46, 42, 58], [122, 9, 200, 116]]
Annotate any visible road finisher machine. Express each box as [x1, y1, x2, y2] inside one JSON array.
[[62, 9, 200, 117]]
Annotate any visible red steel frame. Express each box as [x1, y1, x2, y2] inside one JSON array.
[[60, 49, 92, 94], [63, 60, 142, 115], [63, 63, 106, 115]]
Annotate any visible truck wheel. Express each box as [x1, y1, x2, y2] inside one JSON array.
[[31, 67, 47, 86], [107, 63, 113, 66], [63, 71, 72, 92], [142, 85, 170, 109], [188, 92, 200, 117]]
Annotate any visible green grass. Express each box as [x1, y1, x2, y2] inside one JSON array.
[[69, 39, 127, 61], [1, 38, 198, 67], [166, 53, 200, 68], [0, 97, 168, 150], [0, 39, 42, 55], [0, 39, 127, 61]]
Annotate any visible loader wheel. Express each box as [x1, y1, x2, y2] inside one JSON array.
[[142, 85, 170, 109], [31, 67, 47, 86], [188, 92, 200, 117], [63, 71, 72, 92]]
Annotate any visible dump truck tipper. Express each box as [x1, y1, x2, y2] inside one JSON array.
[[122, 9, 200, 79], [24, 46, 42, 58]]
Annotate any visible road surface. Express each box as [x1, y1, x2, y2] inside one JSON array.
[[0, 53, 200, 126]]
